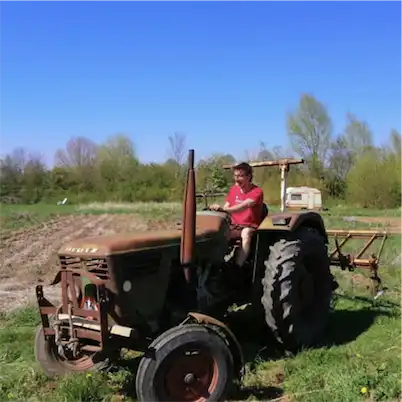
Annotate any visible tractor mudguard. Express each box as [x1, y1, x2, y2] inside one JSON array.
[[186, 312, 245, 379]]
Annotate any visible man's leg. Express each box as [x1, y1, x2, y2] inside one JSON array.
[[234, 227, 255, 267]]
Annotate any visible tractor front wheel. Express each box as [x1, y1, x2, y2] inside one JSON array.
[[135, 324, 234, 402], [34, 326, 117, 378], [261, 227, 333, 351]]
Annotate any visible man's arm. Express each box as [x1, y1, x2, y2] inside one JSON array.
[[222, 198, 255, 213], [223, 187, 263, 213]]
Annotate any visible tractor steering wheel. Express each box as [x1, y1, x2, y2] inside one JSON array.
[[203, 206, 232, 222]]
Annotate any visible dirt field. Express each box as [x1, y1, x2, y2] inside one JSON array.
[[353, 216, 401, 232], [0, 214, 176, 313], [0, 213, 400, 314]]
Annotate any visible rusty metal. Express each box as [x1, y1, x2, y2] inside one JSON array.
[[326, 229, 389, 296], [185, 312, 244, 378], [36, 268, 108, 357], [180, 149, 196, 284]]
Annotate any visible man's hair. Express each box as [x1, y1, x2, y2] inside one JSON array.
[[233, 162, 253, 181]]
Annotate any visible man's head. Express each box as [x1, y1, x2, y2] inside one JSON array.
[[233, 162, 253, 189]]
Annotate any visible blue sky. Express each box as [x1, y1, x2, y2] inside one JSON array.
[[1, 1, 400, 166]]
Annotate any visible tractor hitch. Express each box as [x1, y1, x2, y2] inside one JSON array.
[[35, 270, 142, 360]]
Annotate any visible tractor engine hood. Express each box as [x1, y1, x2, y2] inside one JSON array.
[[58, 212, 231, 258], [58, 230, 183, 257]]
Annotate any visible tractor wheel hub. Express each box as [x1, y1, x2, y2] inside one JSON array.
[[183, 373, 195, 384]]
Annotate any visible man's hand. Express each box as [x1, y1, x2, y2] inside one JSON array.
[[209, 203, 222, 211]]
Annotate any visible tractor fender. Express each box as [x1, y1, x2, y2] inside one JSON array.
[[186, 312, 244, 378]]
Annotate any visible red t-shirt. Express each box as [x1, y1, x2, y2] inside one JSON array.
[[225, 184, 264, 228]]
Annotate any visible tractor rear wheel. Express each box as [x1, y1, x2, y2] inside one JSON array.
[[135, 324, 234, 402], [261, 227, 333, 351]]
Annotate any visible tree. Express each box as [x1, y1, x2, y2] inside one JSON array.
[[0, 154, 23, 202], [96, 134, 138, 174], [168, 132, 186, 166], [328, 135, 353, 180], [389, 129, 401, 156], [346, 148, 400, 208], [0, 148, 48, 203], [54, 136, 98, 168], [343, 112, 373, 156], [92, 134, 139, 197], [54, 136, 99, 193], [286, 93, 332, 178], [167, 132, 187, 182], [324, 135, 353, 198], [23, 158, 48, 202], [196, 153, 235, 193]]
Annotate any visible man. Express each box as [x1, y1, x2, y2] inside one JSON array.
[[210, 162, 264, 269]]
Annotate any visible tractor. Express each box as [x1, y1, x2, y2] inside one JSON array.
[[34, 149, 387, 401]]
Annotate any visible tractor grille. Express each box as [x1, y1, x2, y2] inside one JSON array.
[[122, 251, 162, 277], [59, 256, 109, 281]]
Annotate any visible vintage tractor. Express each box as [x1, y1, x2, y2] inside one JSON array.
[[34, 149, 387, 401]]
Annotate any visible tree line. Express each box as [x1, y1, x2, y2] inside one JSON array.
[[1, 93, 400, 209]]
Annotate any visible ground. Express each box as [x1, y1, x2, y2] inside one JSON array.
[[0, 202, 400, 401], [0, 204, 175, 311]]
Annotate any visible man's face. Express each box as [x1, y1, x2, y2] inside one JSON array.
[[233, 169, 250, 188]]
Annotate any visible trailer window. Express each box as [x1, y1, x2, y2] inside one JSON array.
[[291, 193, 302, 200]]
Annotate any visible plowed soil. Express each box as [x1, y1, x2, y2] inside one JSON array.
[[0, 214, 176, 313], [353, 216, 401, 233], [0, 213, 399, 313]]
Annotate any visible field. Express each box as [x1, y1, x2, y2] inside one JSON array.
[[0, 202, 401, 402]]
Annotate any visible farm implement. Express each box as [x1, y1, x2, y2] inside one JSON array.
[[34, 151, 393, 401], [327, 229, 388, 297]]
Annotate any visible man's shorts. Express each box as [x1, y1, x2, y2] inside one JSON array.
[[228, 224, 256, 240]]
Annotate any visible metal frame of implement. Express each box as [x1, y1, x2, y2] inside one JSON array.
[[326, 229, 389, 297]]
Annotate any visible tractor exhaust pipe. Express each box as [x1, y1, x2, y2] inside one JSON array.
[[180, 149, 196, 286]]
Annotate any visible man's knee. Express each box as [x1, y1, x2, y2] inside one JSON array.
[[241, 227, 255, 243]]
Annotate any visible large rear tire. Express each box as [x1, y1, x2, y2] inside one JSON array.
[[261, 227, 333, 351], [135, 324, 234, 402]]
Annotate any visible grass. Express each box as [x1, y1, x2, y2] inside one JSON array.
[[322, 205, 401, 217], [0, 201, 400, 233], [0, 236, 400, 401], [0, 200, 400, 400], [76, 201, 183, 220], [0, 204, 73, 231], [0, 202, 183, 233]]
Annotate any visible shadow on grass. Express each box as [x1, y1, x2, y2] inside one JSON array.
[[107, 297, 399, 401], [111, 353, 284, 401], [233, 385, 284, 401], [317, 307, 396, 348], [334, 292, 401, 309], [109, 355, 141, 399]]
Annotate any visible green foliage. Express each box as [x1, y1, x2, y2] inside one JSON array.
[[0, 95, 400, 209], [196, 153, 234, 193], [286, 93, 332, 178], [346, 149, 401, 208], [344, 112, 374, 156]]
